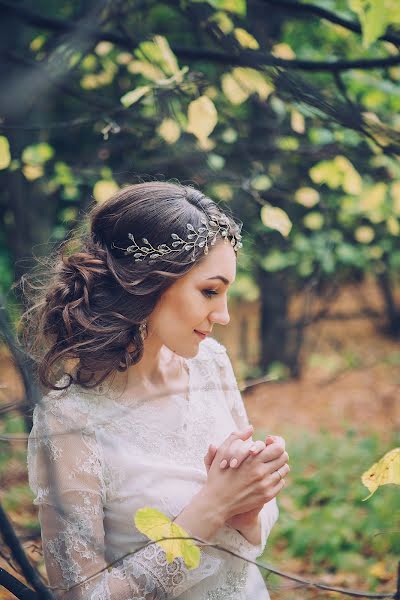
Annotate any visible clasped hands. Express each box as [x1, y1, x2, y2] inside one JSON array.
[[203, 425, 289, 536]]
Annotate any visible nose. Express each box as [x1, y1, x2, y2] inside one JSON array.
[[210, 297, 230, 327]]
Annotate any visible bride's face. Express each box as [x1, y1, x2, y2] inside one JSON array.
[[148, 241, 237, 357]]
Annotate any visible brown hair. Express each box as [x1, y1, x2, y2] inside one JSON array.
[[21, 182, 241, 390]]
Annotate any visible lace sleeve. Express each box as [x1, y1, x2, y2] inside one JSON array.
[[27, 400, 220, 600], [210, 339, 279, 557]]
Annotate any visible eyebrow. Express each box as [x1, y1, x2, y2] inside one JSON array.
[[206, 275, 231, 286]]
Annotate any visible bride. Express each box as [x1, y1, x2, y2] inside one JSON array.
[[26, 182, 289, 599]]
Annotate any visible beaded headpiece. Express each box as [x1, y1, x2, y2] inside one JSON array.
[[112, 213, 243, 262]]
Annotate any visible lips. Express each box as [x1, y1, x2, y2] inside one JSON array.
[[194, 330, 208, 340]]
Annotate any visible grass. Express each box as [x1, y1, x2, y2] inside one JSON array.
[[258, 429, 400, 595]]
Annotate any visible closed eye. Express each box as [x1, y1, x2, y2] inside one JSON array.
[[202, 289, 218, 298]]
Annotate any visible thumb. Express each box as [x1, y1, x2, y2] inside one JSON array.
[[204, 444, 218, 472]]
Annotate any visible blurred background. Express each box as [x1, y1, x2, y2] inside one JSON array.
[[0, 0, 399, 598]]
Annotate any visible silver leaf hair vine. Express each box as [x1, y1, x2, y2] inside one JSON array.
[[111, 213, 243, 262]]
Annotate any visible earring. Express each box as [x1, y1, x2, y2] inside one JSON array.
[[139, 320, 148, 341]]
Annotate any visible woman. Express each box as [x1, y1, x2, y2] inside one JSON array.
[[26, 182, 289, 599]]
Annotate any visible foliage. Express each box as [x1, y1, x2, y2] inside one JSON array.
[[134, 507, 201, 569], [264, 430, 400, 578], [362, 447, 400, 500], [1, 0, 400, 372]]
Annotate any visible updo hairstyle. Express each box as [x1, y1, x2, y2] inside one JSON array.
[[22, 182, 241, 390]]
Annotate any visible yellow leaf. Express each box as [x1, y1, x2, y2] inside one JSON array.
[[211, 183, 233, 201], [93, 180, 119, 203], [153, 35, 180, 77], [335, 156, 362, 195], [369, 245, 384, 259], [261, 205, 292, 237], [295, 187, 319, 208], [210, 0, 246, 16], [22, 142, 54, 166], [291, 109, 305, 134], [233, 28, 259, 49], [221, 72, 249, 105], [361, 447, 400, 500], [30, 35, 46, 52], [309, 160, 342, 188], [251, 175, 272, 191], [355, 225, 375, 243], [210, 11, 234, 34], [232, 68, 274, 101], [121, 86, 151, 107], [157, 118, 181, 144], [360, 183, 387, 212], [22, 164, 43, 180], [391, 181, 400, 214], [387, 216, 400, 236], [303, 212, 324, 230], [186, 96, 218, 145], [0, 136, 11, 170], [271, 43, 296, 59], [127, 60, 164, 81], [117, 52, 133, 65], [95, 42, 113, 56], [369, 561, 392, 581], [134, 508, 200, 570]]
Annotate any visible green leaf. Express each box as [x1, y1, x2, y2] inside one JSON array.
[[303, 212, 324, 231], [191, 0, 246, 17], [134, 508, 201, 569], [21, 143, 54, 166], [0, 136, 11, 170], [261, 250, 295, 272], [350, 0, 400, 48]]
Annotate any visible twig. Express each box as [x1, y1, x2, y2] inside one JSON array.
[[0, 502, 53, 599]]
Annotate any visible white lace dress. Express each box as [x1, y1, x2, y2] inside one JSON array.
[[28, 337, 278, 599]]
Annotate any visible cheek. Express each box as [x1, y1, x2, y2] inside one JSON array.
[[165, 288, 206, 324]]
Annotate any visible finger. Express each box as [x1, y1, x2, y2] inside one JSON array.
[[217, 426, 254, 466], [265, 435, 285, 451], [249, 440, 266, 455], [204, 444, 218, 472], [256, 442, 287, 464], [262, 452, 290, 476], [268, 476, 287, 500], [227, 438, 261, 468], [219, 438, 253, 469], [272, 463, 290, 483]]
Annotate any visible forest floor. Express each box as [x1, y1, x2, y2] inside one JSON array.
[[0, 280, 399, 599]]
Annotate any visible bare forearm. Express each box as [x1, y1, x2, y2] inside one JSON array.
[[174, 488, 225, 542], [234, 514, 262, 545]]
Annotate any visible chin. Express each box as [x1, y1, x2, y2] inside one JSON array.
[[165, 342, 200, 359]]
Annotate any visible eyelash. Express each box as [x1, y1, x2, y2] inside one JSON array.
[[202, 289, 218, 298]]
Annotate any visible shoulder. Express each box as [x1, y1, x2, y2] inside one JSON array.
[[33, 377, 97, 435]]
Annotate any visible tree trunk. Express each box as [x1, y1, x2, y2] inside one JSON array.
[[376, 271, 400, 336], [257, 268, 293, 373]]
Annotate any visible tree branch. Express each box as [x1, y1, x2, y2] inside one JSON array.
[[2, 0, 400, 72], [258, 0, 400, 46]]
